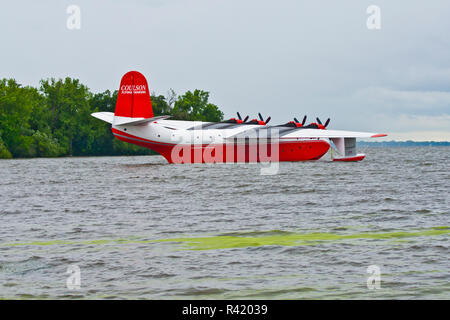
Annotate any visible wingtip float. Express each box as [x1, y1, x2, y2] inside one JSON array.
[[91, 71, 387, 163]]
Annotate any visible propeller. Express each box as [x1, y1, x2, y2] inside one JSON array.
[[258, 113, 271, 124], [293, 116, 307, 125], [235, 112, 249, 123], [291, 116, 307, 127], [315, 117, 330, 129]]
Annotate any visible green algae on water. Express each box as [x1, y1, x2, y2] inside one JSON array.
[[1, 226, 448, 251]]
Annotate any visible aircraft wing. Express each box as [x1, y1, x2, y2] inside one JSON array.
[[281, 129, 387, 139], [281, 129, 387, 157], [226, 127, 387, 139], [225, 127, 387, 158]]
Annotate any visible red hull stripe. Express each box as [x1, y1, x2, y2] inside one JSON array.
[[113, 133, 174, 146], [112, 128, 175, 146]]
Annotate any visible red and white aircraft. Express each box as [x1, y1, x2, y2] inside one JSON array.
[[92, 71, 387, 163]]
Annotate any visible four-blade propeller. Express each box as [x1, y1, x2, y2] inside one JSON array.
[[315, 117, 330, 129], [237, 112, 249, 123], [293, 115, 307, 126], [258, 113, 271, 125]]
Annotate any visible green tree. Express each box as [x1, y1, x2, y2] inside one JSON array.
[[0, 135, 12, 159], [171, 90, 223, 122], [151, 93, 171, 116], [0, 76, 226, 159], [32, 131, 64, 157], [40, 77, 93, 156], [0, 79, 42, 157], [88, 90, 117, 155]]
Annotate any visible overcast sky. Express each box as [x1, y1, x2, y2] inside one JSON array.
[[1, 0, 449, 140]]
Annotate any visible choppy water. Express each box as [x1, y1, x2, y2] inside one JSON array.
[[0, 147, 448, 299]]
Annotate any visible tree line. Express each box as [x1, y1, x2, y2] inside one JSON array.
[[0, 77, 224, 159]]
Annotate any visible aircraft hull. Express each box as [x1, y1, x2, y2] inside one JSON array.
[[112, 128, 330, 163]]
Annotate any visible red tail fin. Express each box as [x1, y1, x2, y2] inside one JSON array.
[[114, 71, 153, 118]]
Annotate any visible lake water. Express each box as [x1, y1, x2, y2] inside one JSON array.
[[0, 147, 448, 299]]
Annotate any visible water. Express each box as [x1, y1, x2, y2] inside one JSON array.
[[0, 147, 448, 299]]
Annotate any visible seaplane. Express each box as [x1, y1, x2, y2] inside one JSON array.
[[91, 71, 387, 163]]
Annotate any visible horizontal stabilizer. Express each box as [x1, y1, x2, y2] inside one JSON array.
[[113, 115, 171, 126], [91, 112, 114, 124], [91, 113, 170, 126]]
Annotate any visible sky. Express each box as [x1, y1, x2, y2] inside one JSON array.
[[1, 0, 449, 141]]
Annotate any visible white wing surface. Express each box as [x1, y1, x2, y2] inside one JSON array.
[[281, 129, 387, 139]]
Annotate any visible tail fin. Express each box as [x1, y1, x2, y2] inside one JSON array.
[[114, 71, 154, 118]]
